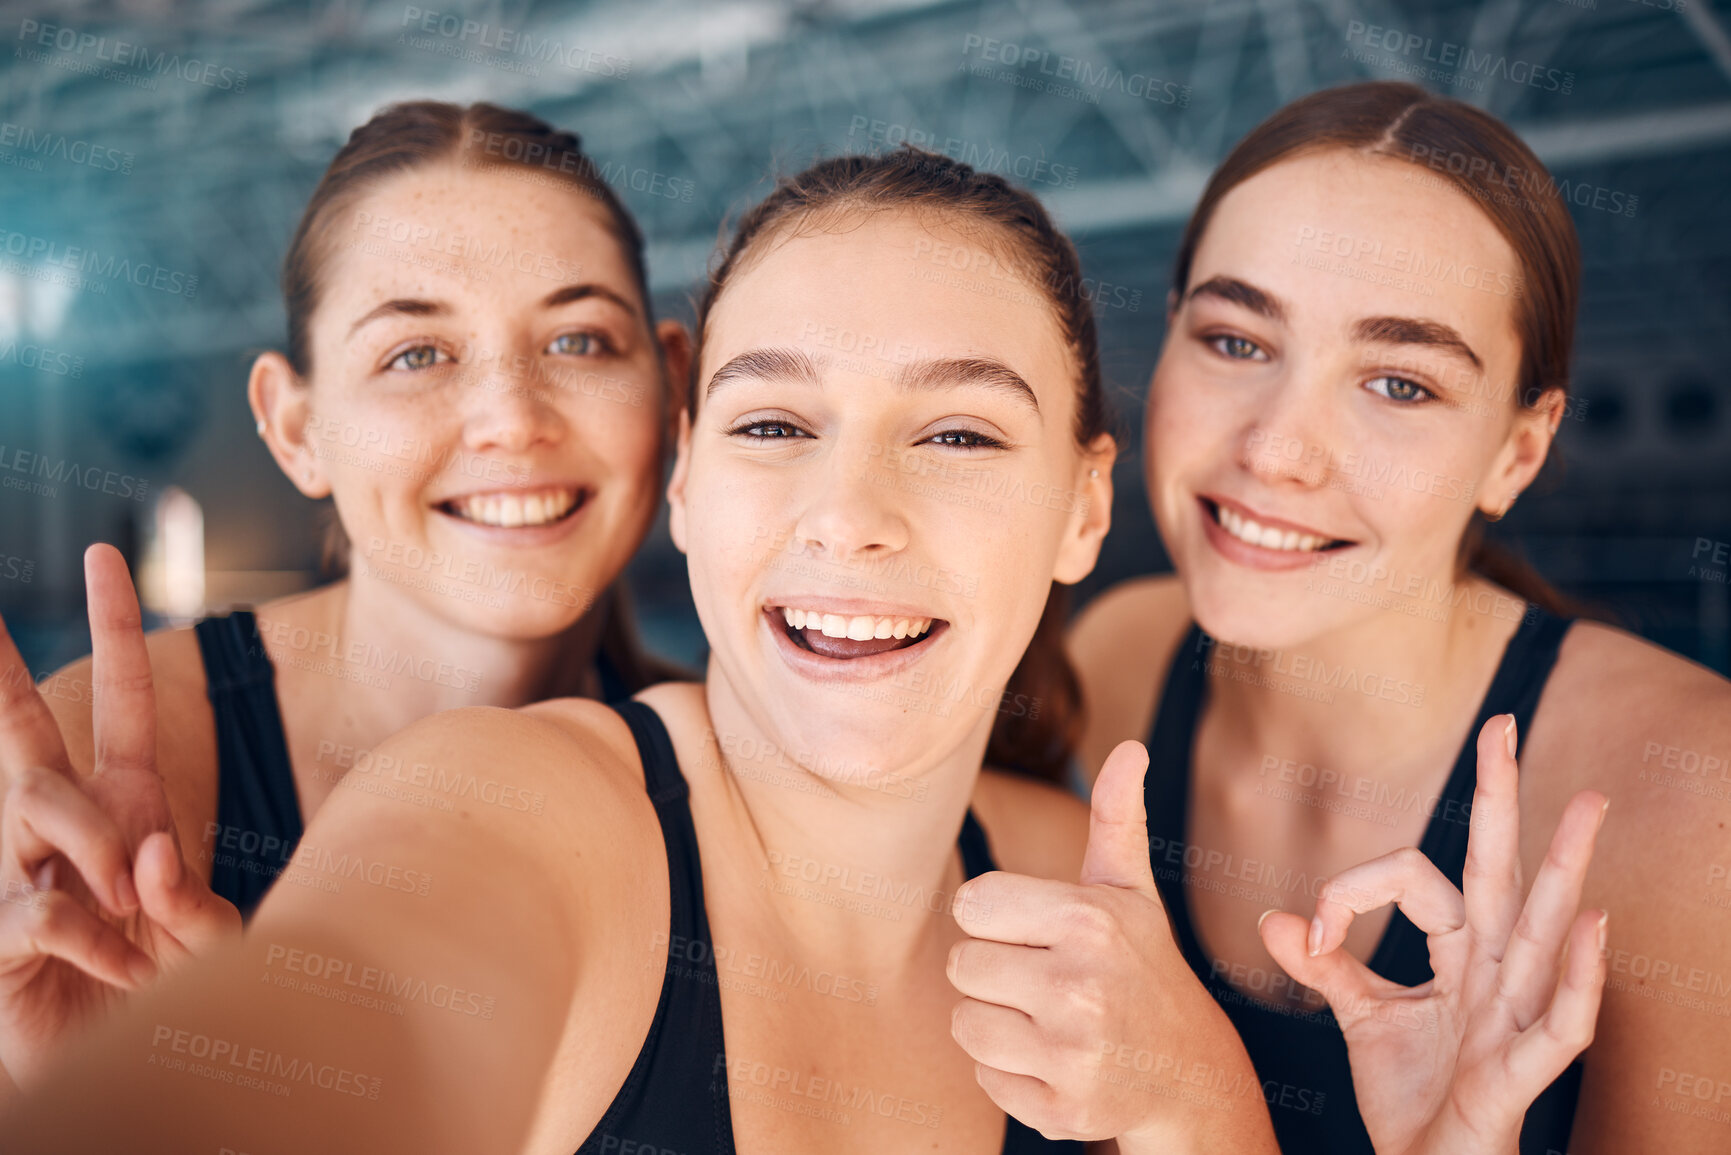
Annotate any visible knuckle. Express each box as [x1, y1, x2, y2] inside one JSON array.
[[1058, 896, 1113, 939]]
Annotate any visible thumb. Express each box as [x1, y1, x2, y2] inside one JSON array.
[[134, 831, 242, 957], [1079, 740, 1158, 898]]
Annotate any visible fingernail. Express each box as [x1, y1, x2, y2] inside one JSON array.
[[1599, 797, 1610, 828], [1596, 911, 1608, 953], [1503, 715, 1518, 760], [1258, 908, 1276, 931], [1307, 917, 1323, 957], [115, 872, 139, 913]]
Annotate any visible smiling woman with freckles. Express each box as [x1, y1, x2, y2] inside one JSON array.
[[0, 102, 689, 1093], [1071, 81, 1731, 1154]]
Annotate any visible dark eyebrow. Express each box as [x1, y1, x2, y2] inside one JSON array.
[[1186, 276, 1286, 324], [895, 356, 1039, 414], [347, 298, 448, 337], [1353, 316, 1483, 371], [704, 350, 1041, 415], [347, 282, 635, 340], [541, 282, 638, 317], [706, 347, 822, 398]]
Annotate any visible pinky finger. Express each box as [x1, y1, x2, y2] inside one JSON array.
[[13, 890, 156, 990], [1506, 908, 1605, 1087], [972, 1064, 1071, 1140]]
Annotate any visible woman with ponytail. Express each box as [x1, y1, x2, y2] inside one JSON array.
[[0, 101, 688, 1092], [1072, 81, 1730, 1153]]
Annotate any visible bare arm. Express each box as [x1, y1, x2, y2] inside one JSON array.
[[0, 703, 639, 1154]]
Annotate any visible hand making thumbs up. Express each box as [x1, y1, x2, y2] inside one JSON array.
[[946, 740, 1280, 1153]]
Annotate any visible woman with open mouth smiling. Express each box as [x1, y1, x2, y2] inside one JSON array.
[[0, 102, 688, 1091], [1072, 82, 1731, 1154]]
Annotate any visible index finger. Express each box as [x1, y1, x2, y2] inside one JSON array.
[[952, 871, 1083, 946], [85, 545, 156, 781], [0, 608, 72, 786]]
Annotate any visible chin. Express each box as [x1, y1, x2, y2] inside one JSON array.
[[1178, 564, 1341, 653]]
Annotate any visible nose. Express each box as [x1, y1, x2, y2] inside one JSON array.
[[787, 439, 911, 564], [458, 351, 566, 457], [1237, 363, 1338, 491]]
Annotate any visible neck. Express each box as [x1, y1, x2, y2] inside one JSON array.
[[698, 662, 995, 969], [263, 575, 612, 745], [1203, 573, 1522, 785]]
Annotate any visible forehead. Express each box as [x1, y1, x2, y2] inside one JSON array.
[[315, 163, 637, 314], [702, 210, 1073, 393], [1194, 150, 1523, 357]]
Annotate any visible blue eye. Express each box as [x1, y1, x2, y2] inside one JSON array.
[[386, 344, 449, 372], [1208, 334, 1266, 361], [1365, 375, 1435, 404], [547, 332, 605, 356]]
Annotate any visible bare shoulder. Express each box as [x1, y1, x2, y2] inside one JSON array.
[[304, 700, 661, 902], [1532, 620, 1731, 795], [972, 769, 1091, 883], [1068, 575, 1192, 781], [1526, 622, 1731, 1147]]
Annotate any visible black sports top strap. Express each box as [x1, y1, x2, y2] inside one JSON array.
[[193, 611, 303, 922], [1144, 607, 1579, 1155], [578, 701, 734, 1155], [578, 703, 1079, 1154]]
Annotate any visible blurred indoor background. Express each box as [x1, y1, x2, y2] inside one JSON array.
[[3, 0, 1728, 675]]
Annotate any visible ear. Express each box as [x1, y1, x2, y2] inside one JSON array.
[[654, 319, 694, 439], [665, 406, 694, 555], [1054, 432, 1117, 585], [1478, 386, 1563, 519], [248, 351, 328, 499]]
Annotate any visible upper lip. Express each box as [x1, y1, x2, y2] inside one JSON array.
[[763, 596, 944, 621], [1202, 493, 1349, 544]]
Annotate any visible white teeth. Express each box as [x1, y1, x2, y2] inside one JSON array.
[[1213, 503, 1330, 553], [777, 608, 935, 643], [454, 488, 577, 527]]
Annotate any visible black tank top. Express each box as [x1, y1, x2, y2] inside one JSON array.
[[193, 609, 632, 921], [580, 700, 1080, 1155], [1144, 606, 1581, 1155]]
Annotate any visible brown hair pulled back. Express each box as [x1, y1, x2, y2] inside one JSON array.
[[284, 101, 675, 691], [692, 146, 1109, 784], [1171, 81, 1580, 615]]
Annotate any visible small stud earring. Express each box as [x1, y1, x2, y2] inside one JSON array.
[[1090, 468, 1099, 478], [255, 419, 267, 436]]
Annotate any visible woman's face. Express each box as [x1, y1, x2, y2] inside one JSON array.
[[265, 163, 676, 638], [1148, 149, 1556, 649], [670, 212, 1111, 774]]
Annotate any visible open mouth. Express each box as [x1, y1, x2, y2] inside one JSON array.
[[768, 605, 947, 660], [1201, 497, 1351, 554], [437, 485, 585, 529]]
